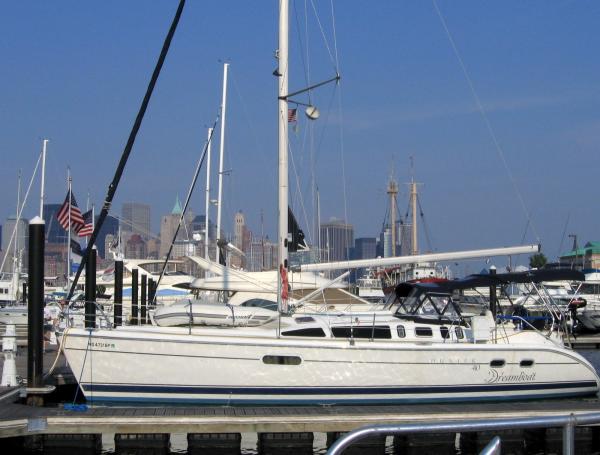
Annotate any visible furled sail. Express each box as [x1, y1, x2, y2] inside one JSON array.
[[288, 207, 308, 252]]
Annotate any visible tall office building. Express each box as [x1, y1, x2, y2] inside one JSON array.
[[233, 211, 251, 250], [125, 234, 147, 259], [159, 197, 193, 259], [400, 220, 412, 256], [234, 211, 245, 249], [319, 219, 354, 263], [353, 237, 377, 260], [121, 202, 151, 241], [383, 228, 392, 258]]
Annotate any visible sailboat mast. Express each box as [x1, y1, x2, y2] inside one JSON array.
[[261, 208, 265, 271], [39, 139, 48, 219], [215, 63, 229, 264], [410, 180, 418, 255], [11, 171, 22, 296], [205, 127, 213, 261], [14, 170, 21, 274], [278, 0, 289, 313], [387, 177, 398, 257], [408, 157, 419, 255], [316, 187, 321, 262]]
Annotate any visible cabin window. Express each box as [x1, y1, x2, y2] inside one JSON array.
[[415, 327, 433, 337], [331, 326, 392, 339], [263, 355, 302, 365], [455, 327, 464, 339], [490, 359, 505, 368], [520, 359, 534, 368], [281, 328, 326, 337], [397, 325, 406, 338], [440, 326, 450, 339], [294, 316, 316, 324]]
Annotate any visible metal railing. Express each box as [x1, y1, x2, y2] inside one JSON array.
[[326, 412, 600, 455]]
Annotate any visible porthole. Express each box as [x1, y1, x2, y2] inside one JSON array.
[[455, 327, 464, 339], [263, 355, 302, 365], [490, 359, 505, 368], [397, 325, 406, 338], [520, 359, 534, 368], [440, 326, 450, 339], [415, 327, 433, 337]]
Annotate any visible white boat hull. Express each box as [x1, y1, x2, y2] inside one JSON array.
[[61, 326, 599, 404]]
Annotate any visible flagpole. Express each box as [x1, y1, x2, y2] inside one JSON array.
[[67, 169, 72, 285], [85, 191, 91, 248], [39, 139, 48, 219]]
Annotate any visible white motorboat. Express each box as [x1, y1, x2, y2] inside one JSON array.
[[98, 258, 194, 305], [356, 271, 385, 304], [60, 0, 599, 405]]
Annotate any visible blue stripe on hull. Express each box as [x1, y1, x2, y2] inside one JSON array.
[[81, 381, 598, 405], [82, 381, 597, 395], [85, 391, 597, 406]]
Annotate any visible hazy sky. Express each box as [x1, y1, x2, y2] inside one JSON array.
[[1, 1, 599, 268]]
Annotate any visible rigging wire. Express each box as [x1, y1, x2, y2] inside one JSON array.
[[557, 211, 571, 258], [417, 195, 435, 252], [67, 0, 186, 301], [309, 0, 338, 73], [0, 154, 42, 274], [432, 0, 540, 243], [520, 216, 531, 245], [292, 0, 311, 98], [289, 146, 313, 246], [153, 114, 220, 299]]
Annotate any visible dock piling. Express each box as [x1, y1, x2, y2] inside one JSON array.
[[131, 269, 138, 325], [140, 274, 147, 325], [26, 217, 45, 393], [114, 260, 123, 327], [84, 247, 97, 329]]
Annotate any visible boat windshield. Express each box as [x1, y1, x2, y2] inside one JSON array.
[[240, 298, 279, 312], [395, 291, 461, 319]]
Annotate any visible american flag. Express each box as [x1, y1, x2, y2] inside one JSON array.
[[56, 191, 84, 232], [287, 108, 297, 123], [77, 210, 94, 237]]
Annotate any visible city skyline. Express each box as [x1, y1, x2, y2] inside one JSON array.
[[1, 2, 599, 264]]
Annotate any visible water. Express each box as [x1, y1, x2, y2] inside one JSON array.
[[578, 348, 600, 368]]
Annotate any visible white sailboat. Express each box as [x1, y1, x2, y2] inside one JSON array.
[[60, 1, 599, 405]]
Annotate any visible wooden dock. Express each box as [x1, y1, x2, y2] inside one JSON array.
[[0, 394, 599, 438], [570, 336, 600, 349]]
